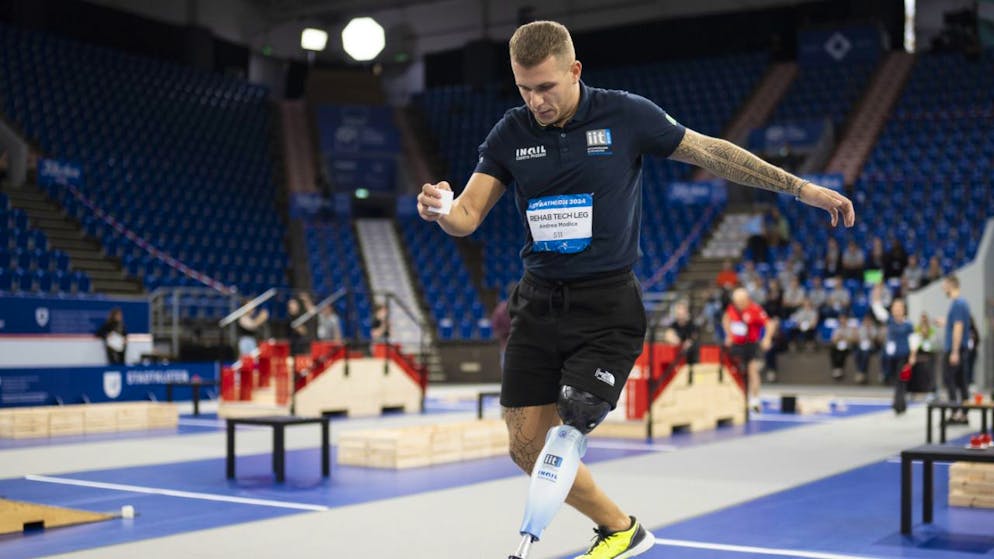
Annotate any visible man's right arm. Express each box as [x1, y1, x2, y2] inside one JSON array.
[[417, 172, 506, 237]]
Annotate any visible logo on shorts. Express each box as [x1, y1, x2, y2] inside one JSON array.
[[515, 145, 547, 161], [543, 454, 563, 467], [585, 129, 612, 156], [594, 368, 615, 386]]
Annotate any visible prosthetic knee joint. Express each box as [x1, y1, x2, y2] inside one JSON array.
[[510, 386, 611, 558]]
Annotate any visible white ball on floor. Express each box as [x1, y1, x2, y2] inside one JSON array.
[[121, 505, 135, 519]]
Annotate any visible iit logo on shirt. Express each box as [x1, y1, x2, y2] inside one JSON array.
[[585, 128, 612, 156]]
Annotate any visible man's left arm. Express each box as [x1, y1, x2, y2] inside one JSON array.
[[950, 304, 966, 365], [670, 129, 855, 228]]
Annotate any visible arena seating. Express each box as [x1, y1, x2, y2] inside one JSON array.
[[304, 222, 372, 340], [414, 53, 763, 337], [0, 24, 288, 298], [770, 59, 878, 128], [0, 192, 89, 294]]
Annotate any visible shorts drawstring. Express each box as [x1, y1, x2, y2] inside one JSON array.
[[547, 282, 570, 316]]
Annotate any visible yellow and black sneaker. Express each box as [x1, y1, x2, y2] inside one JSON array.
[[574, 516, 654, 559]]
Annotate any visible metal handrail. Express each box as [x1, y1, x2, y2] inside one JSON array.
[[218, 288, 278, 328], [290, 288, 347, 330]]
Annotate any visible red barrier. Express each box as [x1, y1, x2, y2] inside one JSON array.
[[274, 362, 290, 406], [220, 366, 235, 401], [238, 356, 255, 401]]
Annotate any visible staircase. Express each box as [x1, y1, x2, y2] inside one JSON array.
[[355, 219, 430, 351], [5, 185, 142, 295], [825, 52, 915, 185]]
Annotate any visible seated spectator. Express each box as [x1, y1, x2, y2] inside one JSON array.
[[884, 238, 908, 280], [841, 239, 866, 281], [829, 312, 858, 381], [716, 259, 739, 290], [808, 276, 829, 312], [866, 237, 885, 276], [782, 276, 806, 317], [739, 261, 764, 301], [766, 208, 790, 247], [902, 253, 924, 291], [790, 298, 819, 349], [923, 255, 943, 287], [854, 313, 880, 385], [763, 278, 784, 319], [745, 216, 770, 263], [822, 237, 842, 277], [870, 282, 892, 310], [826, 275, 852, 317]]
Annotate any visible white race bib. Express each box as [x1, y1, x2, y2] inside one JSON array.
[[527, 194, 593, 254], [885, 341, 896, 356], [860, 340, 871, 351], [730, 321, 748, 337], [106, 332, 125, 352], [837, 340, 848, 351]]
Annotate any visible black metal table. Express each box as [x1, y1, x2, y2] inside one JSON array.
[[925, 402, 993, 443], [165, 380, 219, 416], [226, 416, 330, 483], [477, 390, 501, 419], [900, 444, 994, 535]]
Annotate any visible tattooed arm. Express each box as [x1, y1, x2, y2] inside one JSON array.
[[670, 129, 856, 227]]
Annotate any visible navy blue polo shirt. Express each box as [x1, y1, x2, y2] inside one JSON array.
[[946, 297, 971, 350], [474, 81, 685, 280]]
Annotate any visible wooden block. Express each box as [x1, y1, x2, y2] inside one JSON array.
[[84, 406, 117, 433], [115, 404, 149, 431], [147, 404, 179, 429], [48, 408, 85, 437], [949, 491, 974, 507], [0, 409, 50, 439], [589, 419, 647, 439]]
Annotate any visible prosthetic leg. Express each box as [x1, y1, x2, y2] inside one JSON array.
[[508, 386, 611, 559]]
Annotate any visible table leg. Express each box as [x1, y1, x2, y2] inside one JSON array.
[[193, 383, 201, 416], [923, 459, 933, 524], [477, 393, 484, 420], [226, 420, 235, 479], [274, 426, 286, 482], [321, 419, 330, 477], [166, 384, 174, 403], [940, 408, 947, 444], [982, 409, 988, 434], [901, 454, 912, 535], [926, 405, 933, 443]]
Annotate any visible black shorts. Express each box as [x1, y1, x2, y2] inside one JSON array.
[[729, 343, 759, 367], [500, 269, 646, 410]]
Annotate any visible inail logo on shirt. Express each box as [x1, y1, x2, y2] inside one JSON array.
[[515, 145, 547, 161], [586, 128, 613, 156]]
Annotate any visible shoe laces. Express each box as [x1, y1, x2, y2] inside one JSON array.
[[585, 527, 612, 553]]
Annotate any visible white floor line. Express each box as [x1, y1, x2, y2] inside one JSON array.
[[177, 418, 226, 428], [750, 415, 829, 423], [24, 474, 329, 512], [586, 441, 677, 452], [654, 537, 878, 559]]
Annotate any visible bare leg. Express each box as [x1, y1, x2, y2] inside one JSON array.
[[504, 405, 630, 532], [748, 359, 762, 399]]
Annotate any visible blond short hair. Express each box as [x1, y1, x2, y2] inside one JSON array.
[[509, 21, 575, 68]]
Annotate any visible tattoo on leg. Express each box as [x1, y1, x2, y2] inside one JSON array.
[[504, 407, 540, 472]]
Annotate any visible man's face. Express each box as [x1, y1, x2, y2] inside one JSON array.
[[942, 279, 953, 298], [511, 55, 580, 126]]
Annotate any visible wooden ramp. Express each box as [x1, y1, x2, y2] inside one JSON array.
[[294, 357, 421, 418], [0, 499, 114, 535], [592, 363, 746, 440]]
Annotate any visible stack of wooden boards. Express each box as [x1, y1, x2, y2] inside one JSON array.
[[949, 461, 994, 509], [338, 420, 508, 469], [0, 402, 178, 438]]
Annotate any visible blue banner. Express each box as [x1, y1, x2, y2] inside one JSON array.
[[798, 25, 883, 66], [0, 362, 219, 407], [37, 158, 83, 187], [748, 120, 827, 152], [328, 156, 396, 192], [315, 105, 400, 154], [0, 295, 150, 335], [668, 180, 727, 205], [289, 192, 327, 218]]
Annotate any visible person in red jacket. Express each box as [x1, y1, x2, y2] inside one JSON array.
[[723, 287, 776, 412]]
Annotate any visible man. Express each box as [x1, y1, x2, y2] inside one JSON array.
[[715, 259, 738, 290], [416, 21, 853, 559], [724, 288, 776, 411], [316, 304, 343, 343], [940, 274, 972, 422], [663, 300, 698, 364]]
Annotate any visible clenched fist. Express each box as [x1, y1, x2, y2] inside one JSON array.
[[417, 181, 452, 222]]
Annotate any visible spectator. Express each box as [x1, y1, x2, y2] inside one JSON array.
[[703, 288, 727, 338], [778, 255, 805, 287], [664, 300, 699, 363], [870, 282, 892, 310], [236, 299, 269, 357], [316, 304, 343, 343], [884, 238, 908, 280], [916, 311, 938, 355], [370, 302, 391, 342], [923, 255, 943, 287], [940, 274, 972, 422], [739, 260, 763, 296], [823, 237, 842, 277], [808, 276, 829, 313], [96, 307, 127, 365], [871, 296, 916, 412], [287, 295, 313, 355], [782, 276, 806, 317], [829, 312, 858, 381], [745, 216, 770, 263], [723, 288, 775, 413], [854, 313, 880, 385], [763, 278, 784, 319], [826, 275, 852, 316], [716, 259, 739, 290], [841, 239, 866, 281], [790, 298, 819, 349], [866, 236, 885, 275], [766, 208, 790, 246], [902, 254, 924, 291]]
